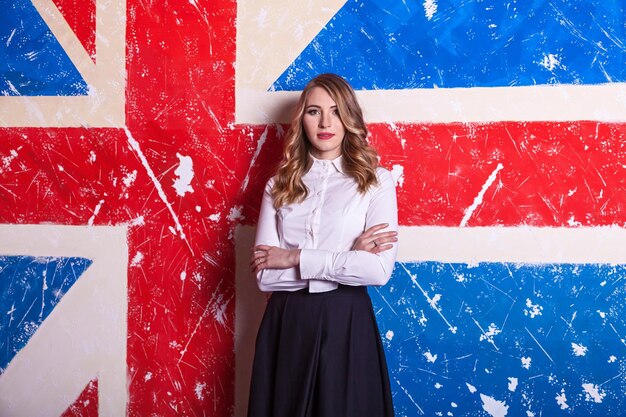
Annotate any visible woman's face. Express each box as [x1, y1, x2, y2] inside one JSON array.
[[302, 86, 346, 160]]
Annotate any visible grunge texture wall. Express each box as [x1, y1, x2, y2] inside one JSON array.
[[1, 1, 626, 416]]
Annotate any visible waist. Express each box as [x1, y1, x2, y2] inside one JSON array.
[[274, 284, 367, 297]]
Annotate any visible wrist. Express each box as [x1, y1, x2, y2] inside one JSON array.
[[290, 249, 301, 266]]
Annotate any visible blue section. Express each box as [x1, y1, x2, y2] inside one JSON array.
[[370, 262, 626, 417], [0, 0, 88, 96], [0, 256, 92, 373], [273, 0, 626, 90]]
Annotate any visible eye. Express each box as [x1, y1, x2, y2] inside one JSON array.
[[306, 109, 320, 116], [332, 108, 340, 116]]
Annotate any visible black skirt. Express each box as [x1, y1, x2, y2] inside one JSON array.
[[247, 285, 394, 417]]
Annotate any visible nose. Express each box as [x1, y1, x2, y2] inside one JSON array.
[[319, 112, 331, 128]]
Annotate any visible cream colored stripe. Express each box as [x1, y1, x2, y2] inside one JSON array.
[[0, 95, 121, 127], [397, 226, 626, 264], [237, 83, 626, 124], [93, 0, 127, 125]]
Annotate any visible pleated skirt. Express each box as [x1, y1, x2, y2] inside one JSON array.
[[247, 285, 394, 417]]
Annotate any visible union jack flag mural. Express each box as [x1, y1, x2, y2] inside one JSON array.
[[1, 0, 626, 416]]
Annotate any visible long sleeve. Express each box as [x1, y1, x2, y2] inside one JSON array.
[[254, 179, 306, 292], [299, 169, 398, 287]]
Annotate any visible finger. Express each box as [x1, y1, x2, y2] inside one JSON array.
[[250, 253, 266, 266], [362, 223, 389, 236], [372, 235, 398, 245], [252, 257, 266, 273], [255, 257, 269, 273], [251, 249, 268, 262], [253, 245, 271, 252], [372, 243, 394, 254], [371, 231, 398, 239], [250, 252, 262, 263]]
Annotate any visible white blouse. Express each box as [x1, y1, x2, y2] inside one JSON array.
[[254, 155, 398, 293]]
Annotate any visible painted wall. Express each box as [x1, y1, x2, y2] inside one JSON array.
[[1, 1, 626, 417]]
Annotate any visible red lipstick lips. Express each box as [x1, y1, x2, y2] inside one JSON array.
[[317, 133, 334, 140]]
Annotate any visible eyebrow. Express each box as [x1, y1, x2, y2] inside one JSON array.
[[305, 105, 338, 109]]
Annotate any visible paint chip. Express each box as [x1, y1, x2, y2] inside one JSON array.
[[538, 53, 562, 71], [123, 169, 138, 188], [555, 389, 568, 409], [130, 252, 144, 267], [195, 382, 206, 401], [173, 153, 195, 196], [524, 299, 543, 318], [582, 383, 605, 403], [571, 342, 588, 357], [391, 164, 405, 188], [88, 199, 105, 226], [227, 205, 244, 222], [130, 216, 145, 226], [480, 323, 501, 344], [423, 0, 438, 20], [480, 394, 509, 417]]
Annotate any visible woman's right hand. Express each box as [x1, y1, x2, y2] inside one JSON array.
[[352, 223, 398, 254], [250, 245, 301, 275]]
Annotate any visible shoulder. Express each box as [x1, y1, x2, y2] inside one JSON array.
[[262, 176, 277, 196], [365, 167, 396, 197], [264, 176, 276, 188], [375, 167, 395, 187]]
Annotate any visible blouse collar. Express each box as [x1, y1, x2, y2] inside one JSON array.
[[309, 153, 345, 174]]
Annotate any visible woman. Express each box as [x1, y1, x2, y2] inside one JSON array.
[[248, 73, 398, 417]]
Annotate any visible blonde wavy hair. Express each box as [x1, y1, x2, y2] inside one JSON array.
[[272, 73, 379, 208]]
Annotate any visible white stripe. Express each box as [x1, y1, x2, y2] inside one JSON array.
[[237, 83, 626, 124], [398, 226, 626, 264]]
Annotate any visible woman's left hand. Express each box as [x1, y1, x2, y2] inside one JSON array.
[[251, 245, 301, 274], [352, 223, 398, 254]]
